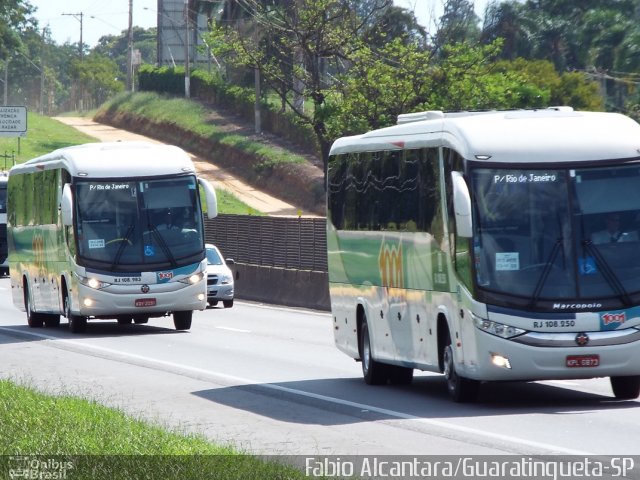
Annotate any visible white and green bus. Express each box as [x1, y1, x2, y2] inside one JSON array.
[[7, 141, 218, 333], [327, 107, 640, 402], [0, 172, 8, 276]]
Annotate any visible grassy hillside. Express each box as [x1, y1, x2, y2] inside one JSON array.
[[0, 112, 255, 215], [96, 92, 325, 215]]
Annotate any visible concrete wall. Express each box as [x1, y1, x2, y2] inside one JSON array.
[[232, 263, 330, 311]]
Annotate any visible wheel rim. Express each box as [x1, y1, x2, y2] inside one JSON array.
[[362, 327, 371, 374], [444, 345, 457, 390]]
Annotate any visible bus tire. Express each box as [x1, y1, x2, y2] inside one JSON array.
[[133, 316, 149, 324], [610, 376, 640, 399], [360, 316, 388, 385], [117, 316, 133, 325], [443, 339, 479, 403], [24, 281, 44, 328], [65, 295, 87, 334], [173, 310, 192, 330]]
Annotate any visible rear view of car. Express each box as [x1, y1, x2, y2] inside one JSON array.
[[205, 244, 235, 308]]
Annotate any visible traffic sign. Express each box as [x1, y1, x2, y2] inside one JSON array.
[[0, 106, 27, 137]]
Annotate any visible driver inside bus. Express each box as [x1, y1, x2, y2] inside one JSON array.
[[591, 213, 639, 244], [156, 209, 181, 231]]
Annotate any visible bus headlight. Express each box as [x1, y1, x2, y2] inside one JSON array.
[[472, 314, 526, 339], [76, 274, 111, 290], [178, 272, 204, 285]]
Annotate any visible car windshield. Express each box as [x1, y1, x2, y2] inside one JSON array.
[[75, 176, 204, 271], [206, 247, 223, 265], [471, 164, 640, 308]]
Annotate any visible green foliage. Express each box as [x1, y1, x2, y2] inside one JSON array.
[[71, 52, 124, 105]]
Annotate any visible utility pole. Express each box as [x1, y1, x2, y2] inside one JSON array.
[[3, 59, 8, 106], [62, 12, 84, 59], [40, 27, 46, 114], [63, 12, 84, 111], [184, 0, 190, 98], [127, 0, 134, 92]]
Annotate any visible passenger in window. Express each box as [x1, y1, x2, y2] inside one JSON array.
[[591, 213, 638, 244]]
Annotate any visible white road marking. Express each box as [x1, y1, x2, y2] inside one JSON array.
[[215, 326, 252, 333]]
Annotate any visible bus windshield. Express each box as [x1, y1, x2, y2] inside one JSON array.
[[471, 164, 640, 307], [0, 181, 6, 213], [75, 176, 204, 271]]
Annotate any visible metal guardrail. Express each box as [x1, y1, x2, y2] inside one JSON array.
[[204, 214, 328, 272]]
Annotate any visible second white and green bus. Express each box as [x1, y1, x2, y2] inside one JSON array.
[[327, 107, 640, 402], [7, 141, 218, 333]]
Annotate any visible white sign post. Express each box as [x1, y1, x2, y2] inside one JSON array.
[[0, 106, 27, 157], [0, 106, 27, 137]]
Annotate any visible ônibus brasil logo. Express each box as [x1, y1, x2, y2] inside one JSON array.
[[379, 242, 403, 288]]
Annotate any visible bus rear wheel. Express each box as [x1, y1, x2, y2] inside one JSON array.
[[443, 340, 479, 403], [610, 376, 640, 399], [360, 316, 388, 385], [173, 311, 192, 330], [24, 282, 44, 328]]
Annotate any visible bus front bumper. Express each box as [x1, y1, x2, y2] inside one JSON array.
[[458, 327, 640, 382], [76, 281, 207, 317]]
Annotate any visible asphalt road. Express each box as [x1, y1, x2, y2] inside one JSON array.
[[1, 276, 639, 458]]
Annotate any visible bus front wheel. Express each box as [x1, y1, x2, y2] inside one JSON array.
[[443, 340, 479, 403], [610, 376, 640, 399], [173, 311, 192, 330], [64, 295, 87, 334]]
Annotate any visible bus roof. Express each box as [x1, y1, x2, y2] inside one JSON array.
[[8, 141, 196, 178], [329, 108, 640, 163]]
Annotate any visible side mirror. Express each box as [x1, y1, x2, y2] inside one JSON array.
[[61, 184, 73, 226], [199, 178, 218, 219], [451, 171, 472, 238]]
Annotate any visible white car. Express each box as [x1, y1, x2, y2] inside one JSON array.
[[205, 244, 235, 308]]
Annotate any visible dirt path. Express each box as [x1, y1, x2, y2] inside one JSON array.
[[54, 117, 313, 217]]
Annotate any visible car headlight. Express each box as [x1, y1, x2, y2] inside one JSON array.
[[76, 274, 112, 290], [178, 272, 205, 285], [219, 273, 233, 285], [472, 313, 526, 339]]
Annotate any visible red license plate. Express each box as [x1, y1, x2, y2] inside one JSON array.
[[566, 354, 600, 368], [135, 298, 156, 307]]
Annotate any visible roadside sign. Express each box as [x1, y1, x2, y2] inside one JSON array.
[[0, 106, 27, 137]]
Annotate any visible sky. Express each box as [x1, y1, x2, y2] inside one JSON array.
[[28, 0, 492, 48]]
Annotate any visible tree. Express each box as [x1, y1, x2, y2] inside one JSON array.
[[72, 53, 124, 109], [207, 0, 392, 184], [93, 27, 157, 82], [0, 0, 35, 61], [433, 0, 481, 51], [481, 0, 532, 60]]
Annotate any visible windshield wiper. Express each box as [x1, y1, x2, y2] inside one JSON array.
[[582, 239, 631, 306], [528, 237, 563, 308], [110, 223, 136, 271], [147, 224, 178, 269]]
